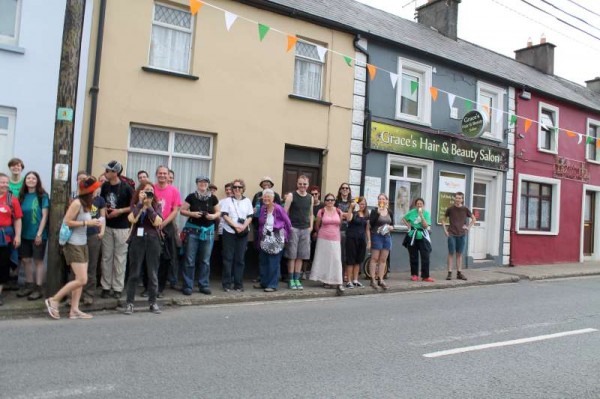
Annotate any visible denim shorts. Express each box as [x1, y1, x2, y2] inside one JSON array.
[[371, 233, 392, 251], [447, 235, 466, 254]]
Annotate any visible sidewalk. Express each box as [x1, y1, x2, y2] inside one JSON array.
[[2, 262, 600, 319]]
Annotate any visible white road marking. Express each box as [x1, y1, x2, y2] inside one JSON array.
[[11, 385, 116, 399], [423, 328, 598, 358]]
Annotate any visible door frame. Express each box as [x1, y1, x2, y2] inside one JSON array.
[[469, 168, 503, 259], [580, 184, 600, 262]]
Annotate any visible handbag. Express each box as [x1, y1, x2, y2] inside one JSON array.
[[260, 229, 284, 255], [58, 222, 72, 246]]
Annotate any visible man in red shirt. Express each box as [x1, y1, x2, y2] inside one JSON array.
[[0, 173, 23, 306]]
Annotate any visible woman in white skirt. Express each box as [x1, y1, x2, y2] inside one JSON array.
[[310, 193, 352, 295]]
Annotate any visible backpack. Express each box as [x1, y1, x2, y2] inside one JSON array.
[[119, 175, 136, 190], [4, 191, 15, 220]]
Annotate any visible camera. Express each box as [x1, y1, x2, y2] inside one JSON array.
[[144, 191, 154, 199], [237, 218, 245, 224]]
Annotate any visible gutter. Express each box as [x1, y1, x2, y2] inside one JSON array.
[[85, 0, 106, 173], [354, 35, 370, 196]]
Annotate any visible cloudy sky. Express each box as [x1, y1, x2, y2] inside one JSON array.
[[357, 0, 600, 86]]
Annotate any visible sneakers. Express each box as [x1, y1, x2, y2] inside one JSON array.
[[182, 288, 192, 296], [28, 285, 43, 301], [295, 280, 303, 290], [123, 303, 134, 315], [353, 281, 364, 288], [446, 272, 452, 280], [288, 280, 298, 290], [100, 289, 110, 299], [113, 291, 122, 299], [199, 287, 212, 295], [149, 303, 161, 314], [16, 283, 34, 298], [336, 285, 345, 295], [264, 288, 276, 292], [422, 277, 435, 282], [457, 271, 468, 281], [411, 275, 419, 282], [345, 282, 354, 289]]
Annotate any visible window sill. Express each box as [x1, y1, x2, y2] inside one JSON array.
[[515, 229, 558, 236], [141, 66, 199, 81], [537, 148, 558, 155], [0, 43, 25, 54], [394, 114, 431, 127], [481, 133, 502, 143], [586, 159, 600, 165], [288, 94, 332, 107]]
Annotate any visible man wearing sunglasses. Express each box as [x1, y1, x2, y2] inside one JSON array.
[[284, 175, 313, 290]]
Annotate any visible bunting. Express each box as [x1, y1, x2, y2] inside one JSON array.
[[343, 56, 353, 67], [286, 35, 297, 52], [465, 100, 473, 111], [410, 80, 419, 95], [316, 46, 328, 63], [566, 130, 577, 138], [524, 119, 533, 133], [224, 12, 237, 31], [367, 64, 377, 81], [389, 73, 398, 89], [447, 93, 456, 109], [258, 24, 270, 41], [189, 0, 203, 16], [429, 87, 439, 102]]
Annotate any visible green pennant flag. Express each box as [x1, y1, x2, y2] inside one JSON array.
[[410, 80, 419, 94], [586, 136, 595, 144], [258, 24, 270, 42], [465, 99, 473, 111], [343, 56, 352, 67], [510, 114, 517, 126]]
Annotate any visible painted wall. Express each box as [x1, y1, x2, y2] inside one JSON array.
[[85, 0, 355, 197], [511, 93, 600, 265], [0, 0, 92, 188]]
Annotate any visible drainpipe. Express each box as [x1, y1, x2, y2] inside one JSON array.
[[85, 0, 106, 173], [354, 34, 370, 196]]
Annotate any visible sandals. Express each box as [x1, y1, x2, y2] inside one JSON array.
[[45, 298, 60, 320], [370, 280, 379, 290], [69, 309, 93, 320], [378, 280, 388, 290]]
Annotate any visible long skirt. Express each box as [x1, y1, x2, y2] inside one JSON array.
[[309, 238, 342, 285]]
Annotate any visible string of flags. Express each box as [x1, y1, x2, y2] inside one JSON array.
[[189, 0, 599, 148]]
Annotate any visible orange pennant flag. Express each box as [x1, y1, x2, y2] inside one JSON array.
[[566, 130, 577, 137], [189, 0, 203, 15], [429, 86, 439, 101], [482, 105, 490, 116], [596, 138, 600, 148], [524, 119, 532, 133], [286, 35, 297, 52], [366, 64, 377, 81]]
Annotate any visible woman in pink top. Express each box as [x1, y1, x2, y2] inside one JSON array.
[[310, 193, 352, 295]]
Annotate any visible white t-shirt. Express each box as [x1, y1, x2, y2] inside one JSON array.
[[220, 196, 253, 234]]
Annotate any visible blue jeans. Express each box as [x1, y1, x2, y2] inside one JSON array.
[[182, 232, 214, 290], [447, 235, 466, 254], [221, 231, 248, 290], [259, 249, 283, 289]]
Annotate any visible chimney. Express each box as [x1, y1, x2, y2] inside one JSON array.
[[514, 35, 555, 75], [416, 0, 461, 41], [586, 77, 600, 94]]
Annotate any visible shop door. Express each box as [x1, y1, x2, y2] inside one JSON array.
[[584, 191, 595, 256], [469, 181, 488, 260]]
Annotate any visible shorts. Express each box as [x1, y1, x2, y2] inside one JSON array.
[[447, 235, 466, 254], [63, 244, 89, 265], [285, 227, 311, 260], [19, 239, 47, 261], [371, 233, 392, 251], [345, 236, 366, 265]]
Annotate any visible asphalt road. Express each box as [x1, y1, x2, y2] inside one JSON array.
[[1, 277, 599, 399]]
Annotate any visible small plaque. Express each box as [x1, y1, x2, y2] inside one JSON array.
[[57, 107, 73, 122]]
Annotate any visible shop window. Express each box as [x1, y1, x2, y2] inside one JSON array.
[[0, 0, 22, 46], [149, 2, 193, 74], [387, 155, 433, 228], [476, 81, 505, 141], [538, 102, 559, 154], [516, 174, 560, 235], [395, 58, 432, 125], [293, 40, 326, 100], [586, 118, 600, 163]]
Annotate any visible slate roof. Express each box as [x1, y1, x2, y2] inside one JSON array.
[[250, 0, 600, 112]]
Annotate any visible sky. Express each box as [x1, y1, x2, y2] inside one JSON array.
[[356, 0, 600, 86]]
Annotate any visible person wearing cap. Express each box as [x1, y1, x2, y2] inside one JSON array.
[[45, 177, 102, 320], [180, 176, 220, 295], [99, 160, 133, 299]]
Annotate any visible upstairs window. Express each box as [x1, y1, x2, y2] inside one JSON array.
[[477, 81, 505, 141], [149, 3, 193, 73], [586, 119, 600, 163], [538, 103, 559, 154], [395, 58, 432, 125], [0, 0, 22, 46], [293, 41, 325, 100]]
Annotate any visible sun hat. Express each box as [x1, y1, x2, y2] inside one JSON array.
[[259, 176, 274, 187]]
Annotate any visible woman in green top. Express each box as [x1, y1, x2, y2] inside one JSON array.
[[402, 198, 433, 282]]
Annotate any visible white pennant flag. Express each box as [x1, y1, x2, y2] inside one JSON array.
[[316, 46, 328, 62], [578, 134, 583, 145], [389, 72, 398, 89], [447, 93, 456, 109], [224, 12, 238, 31]]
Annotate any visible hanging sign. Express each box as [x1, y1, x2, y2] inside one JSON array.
[[461, 110, 488, 138]]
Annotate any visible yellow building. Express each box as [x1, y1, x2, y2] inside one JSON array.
[[79, 0, 362, 199]]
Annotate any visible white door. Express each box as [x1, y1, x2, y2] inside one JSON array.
[[469, 181, 488, 259], [0, 108, 16, 169]]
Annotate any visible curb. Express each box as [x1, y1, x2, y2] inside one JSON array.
[[494, 271, 600, 281]]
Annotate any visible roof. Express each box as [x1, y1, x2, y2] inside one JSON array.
[[251, 0, 600, 113]]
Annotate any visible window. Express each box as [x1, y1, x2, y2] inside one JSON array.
[[537, 102, 559, 153], [586, 118, 600, 163], [0, 107, 16, 169], [386, 155, 433, 228], [516, 174, 560, 235], [149, 3, 193, 74], [395, 58, 432, 125], [293, 41, 325, 100], [0, 0, 21, 46], [127, 125, 213, 225], [476, 81, 505, 141]]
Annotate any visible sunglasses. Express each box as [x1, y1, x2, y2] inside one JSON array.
[[325, 198, 335, 202], [105, 169, 114, 173], [232, 186, 243, 189], [311, 192, 319, 196]]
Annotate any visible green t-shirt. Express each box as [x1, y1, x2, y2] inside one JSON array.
[[21, 192, 50, 240], [403, 208, 431, 240], [9, 179, 23, 197]]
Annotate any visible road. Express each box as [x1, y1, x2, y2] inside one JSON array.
[[1, 277, 599, 399]]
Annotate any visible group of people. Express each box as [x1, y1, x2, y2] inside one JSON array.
[[0, 156, 476, 319]]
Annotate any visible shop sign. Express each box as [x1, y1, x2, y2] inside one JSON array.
[[371, 121, 508, 171], [553, 156, 589, 182], [461, 110, 487, 138], [436, 172, 466, 224]]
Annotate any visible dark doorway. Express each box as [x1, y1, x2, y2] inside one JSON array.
[[282, 146, 322, 195], [584, 191, 595, 256]]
